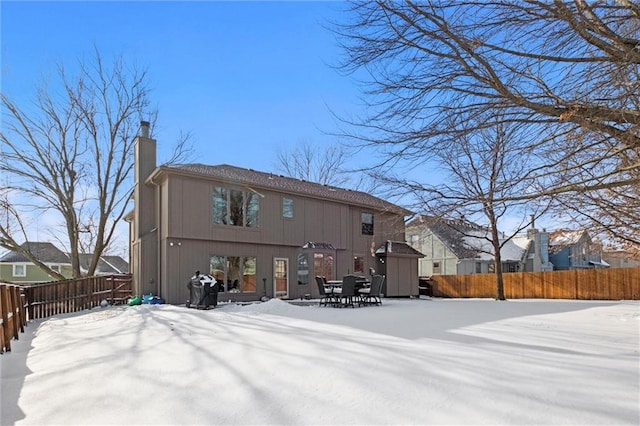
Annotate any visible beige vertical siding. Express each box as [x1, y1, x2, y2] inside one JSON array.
[[148, 173, 409, 304]]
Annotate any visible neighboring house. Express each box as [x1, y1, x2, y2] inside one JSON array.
[[78, 254, 129, 275], [0, 242, 73, 283], [511, 220, 555, 273], [601, 248, 640, 269], [406, 215, 549, 276], [548, 230, 609, 270], [128, 122, 420, 304]]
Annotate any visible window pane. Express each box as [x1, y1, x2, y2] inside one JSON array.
[[210, 255, 226, 291], [213, 187, 227, 225], [283, 197, 294, 218], [361, 212, 374, 235], [314, 253, 323, 279], [229, 190, 244, 226], [324, 255, 334, 280], [314, 253, 334, 281], [14, 264, 26, 277], [354, 256, 364, 273], [242, 257, 257, 293], [433, 261, 441, 274], [297, 253, 309, 285], [227, 256, 241, 292], [246, 193, 259, 227]]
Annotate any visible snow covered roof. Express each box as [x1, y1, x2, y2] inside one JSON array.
[[375, 241, 424, 257], [406, 216, 525, 262], [549, 229, 588, 246], [462, 232, 526, 262], [77, 254, 129, 274]]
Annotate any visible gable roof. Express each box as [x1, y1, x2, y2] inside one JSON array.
[[406, 216, 481, 259], [549, 229, 589, 247], [149, 164, 412, 216], [375, 241, 424, 257], [77, 254, 129, 274], [406, 215, 526, 262], [0, 242, 70, 264]]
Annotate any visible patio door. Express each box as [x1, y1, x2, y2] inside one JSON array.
[[274, 258, 289, 299]]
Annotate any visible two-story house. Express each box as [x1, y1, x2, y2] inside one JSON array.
[[0, 242, 72, 283], [0, 241, 130, 283], [128, 122, 420, 304], [406, 215, 547, 276], [548, 229, 609, 270]]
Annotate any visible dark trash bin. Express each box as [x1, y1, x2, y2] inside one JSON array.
[[419, 276, 433, 297], [186, 272, 219, 309], [201, 274, 219, 308]]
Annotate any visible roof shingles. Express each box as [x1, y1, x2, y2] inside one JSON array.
[[0, 242, 70, 264], [156, 164, 411, 216]]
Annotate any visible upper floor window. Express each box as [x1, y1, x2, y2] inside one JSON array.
[[13, 264, 26, 277], [50, 264, 61, 273], [283, 197, 294, 218], [361, 212, 374, 235], [213, 186, 259, 227], [433, 261, 441, 275]]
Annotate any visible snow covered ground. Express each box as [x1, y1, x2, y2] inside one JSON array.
[[2, 298, 638, 425]]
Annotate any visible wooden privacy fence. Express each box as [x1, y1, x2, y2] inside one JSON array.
[[431, 268, 640, 300], [1, 284, 28, 353], [20, 274, 133, 321]]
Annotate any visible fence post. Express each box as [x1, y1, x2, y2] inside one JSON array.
[[1, 285, 12, 353], [10, 286, 23, 336]]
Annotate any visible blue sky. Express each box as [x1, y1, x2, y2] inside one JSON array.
[[1, 1, 364, 171]]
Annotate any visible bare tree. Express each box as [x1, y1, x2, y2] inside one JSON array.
[[274, 140, 354, 187], [335, 1, 640, 246], [0, 48, 188, 278], [387, 120, 550, 299]]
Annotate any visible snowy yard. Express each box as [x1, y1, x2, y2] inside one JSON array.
[[2, 298, 638, 425]]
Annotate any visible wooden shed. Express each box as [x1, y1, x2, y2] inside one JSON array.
[[375, 241, 424, 297]]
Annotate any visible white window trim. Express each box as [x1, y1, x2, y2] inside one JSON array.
[[13, 263, 27, 277]]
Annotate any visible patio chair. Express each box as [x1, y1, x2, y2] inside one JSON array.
[[315, 276, 335, 307], [334, 274, 357, 308], [359, 274, 384, 306]]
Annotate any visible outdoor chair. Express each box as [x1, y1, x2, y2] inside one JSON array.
[[315, 276, 335, 307], [359, 274, 384, 306], [334, 274, 357, 308]]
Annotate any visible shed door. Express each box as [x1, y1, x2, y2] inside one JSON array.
[[274, 258, 289, 299]]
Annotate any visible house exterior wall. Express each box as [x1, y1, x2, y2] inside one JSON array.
[[410, 232, 459, 276], [146, 171, 407, 304], [550, 232, 604, 270], [407, 225, 527, 276], [602, 252, 640, 268], [0, 263, 73, 283]]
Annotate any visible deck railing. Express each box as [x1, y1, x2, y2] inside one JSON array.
[[19, 274, 133, 321], [1, 284, 28, 353]]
